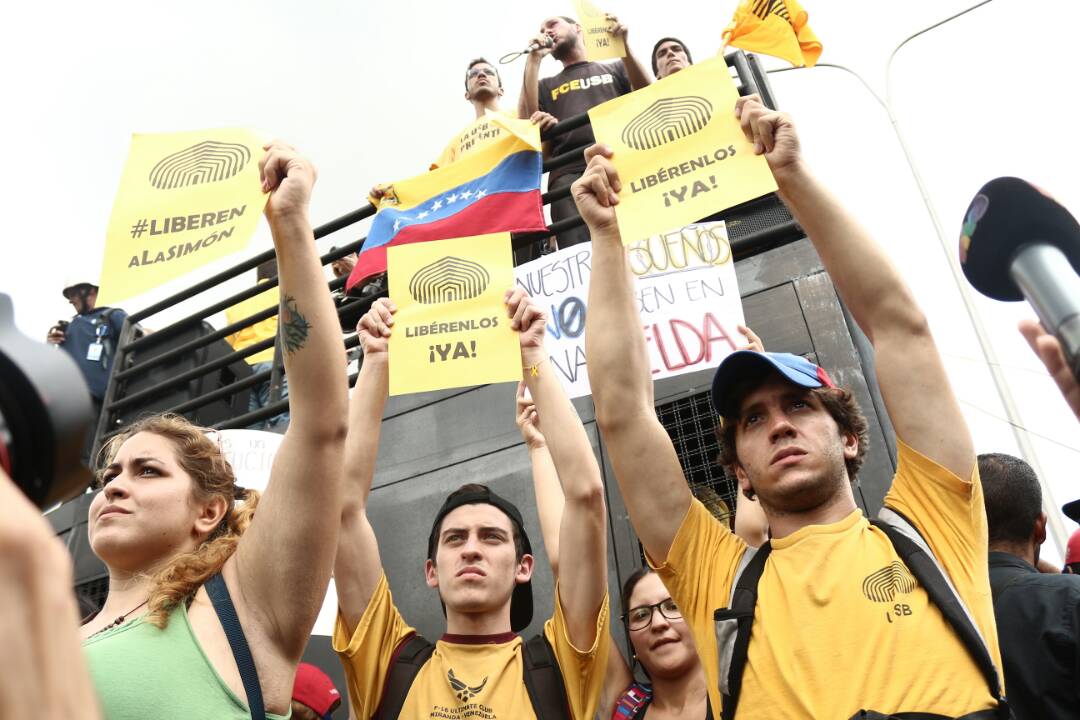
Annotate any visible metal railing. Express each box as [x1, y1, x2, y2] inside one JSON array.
[[91, 50, 798, 458]]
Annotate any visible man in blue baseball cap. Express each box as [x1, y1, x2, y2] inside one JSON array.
[[574, 93, 1007, 718]]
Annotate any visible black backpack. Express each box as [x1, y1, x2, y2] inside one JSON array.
[[374, 632, 571, 719], [714, 508, 1011, 720]]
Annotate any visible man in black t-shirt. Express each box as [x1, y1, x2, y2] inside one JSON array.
[[981, 453, 1080, 719], [519, 15, 649, 249]]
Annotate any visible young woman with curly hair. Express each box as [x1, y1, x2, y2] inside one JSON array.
[[79, 141, 348, 720]]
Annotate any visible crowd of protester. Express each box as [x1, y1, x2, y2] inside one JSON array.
[[13, 12, 1080, 720]]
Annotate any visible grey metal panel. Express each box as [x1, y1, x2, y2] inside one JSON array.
[[368, 422, 621, 645], [734, 237, 823, 295], [793, 272, 896, 512], [384, 385, 484, 418]]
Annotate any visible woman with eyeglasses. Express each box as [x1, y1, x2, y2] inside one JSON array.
[[515, 337, 768, 719]]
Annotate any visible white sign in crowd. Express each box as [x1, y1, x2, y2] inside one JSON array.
[[513, 222, 745, 398]]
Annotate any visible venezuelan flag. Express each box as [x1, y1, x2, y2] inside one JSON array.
[[347, 115, 547, 291]]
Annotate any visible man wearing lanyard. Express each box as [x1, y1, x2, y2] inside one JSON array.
[[46, 279, 129, 458]]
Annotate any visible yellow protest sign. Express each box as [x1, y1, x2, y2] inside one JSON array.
[[588, 56, 777, 244], [99, 128, 269, 305], [571, 0, 626, 61], [387, 233, 520, 396]]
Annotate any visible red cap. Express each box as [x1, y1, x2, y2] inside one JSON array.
[[292, 663, 341, 718], [1066, 529, 1080, 566]]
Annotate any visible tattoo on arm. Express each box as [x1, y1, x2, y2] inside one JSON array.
[[279, 295, 311, 355]]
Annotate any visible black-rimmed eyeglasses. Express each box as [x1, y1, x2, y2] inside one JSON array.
[[621, 598, 682, 630]]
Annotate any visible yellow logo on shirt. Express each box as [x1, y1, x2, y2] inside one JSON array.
[[550, 73, 616, 101]]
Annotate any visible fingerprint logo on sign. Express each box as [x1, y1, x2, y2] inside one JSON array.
[[620, 96, 714, 151], [409, 256, 491, 304], [148, 141, 252, 190]]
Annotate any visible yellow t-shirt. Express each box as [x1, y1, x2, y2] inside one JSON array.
[[650, 440, 1002, 719], [224, 282, 278, 365], [334, 573, 609, 720], [430, 109, 516, 170]]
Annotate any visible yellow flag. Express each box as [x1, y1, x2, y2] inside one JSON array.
[[722, 0, 822, 67], [588, 56, 777, 244], [571, 0, 626, 61], [99, 128, 269, 305], [387, 233, 520, 396]]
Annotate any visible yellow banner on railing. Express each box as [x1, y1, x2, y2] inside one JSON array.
[[588, 56, 777, 243], [98, 128, 268, 305], [387, 233, 520, 396]]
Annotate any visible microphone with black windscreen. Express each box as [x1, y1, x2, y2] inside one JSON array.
[[959, 177, 1080, 381]]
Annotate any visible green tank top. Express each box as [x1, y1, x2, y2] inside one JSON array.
[[83, 601, 290, 720]]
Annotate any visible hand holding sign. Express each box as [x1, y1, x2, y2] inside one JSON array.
[[515, 381, 546, 450], [260, 139, 318, 223], [387, 233, 520, 395], [571, 0, 626, 61], [605, 13, 628, 42], [99, 128, 270, 305], [357, 298, 396, 356], [571, 144, 622, 236], [587, 56, 777, 243], [737, 324, 764, 352], [736, 94, 802, 178], [505, 287, 547, 356]]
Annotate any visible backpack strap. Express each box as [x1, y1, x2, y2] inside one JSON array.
[[91, 307, 120, 371], [849, 711, 1005, 720], [611, 682, 652, 719], [522, 633, 572, 720], [204, 573, 264, 720], [715, 543, 772, 720], [374, 634, 436, 720], [872, 509, 1010, 719]]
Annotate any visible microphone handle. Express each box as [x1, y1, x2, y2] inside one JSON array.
[[1010, 242, 1080, 380]]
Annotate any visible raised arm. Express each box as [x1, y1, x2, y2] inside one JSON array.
[[607, 14, 651, 90], [736, 95, 973, 478], [515, 383, 634, 716], [576, 146, 692, 564], [518, 36, 549, 118], [0, 468, 101, 720], [230, 141, 349, 659], [334, 298, 395, 633], [508, 288, 607, 649], [515, 382, 564, 577]]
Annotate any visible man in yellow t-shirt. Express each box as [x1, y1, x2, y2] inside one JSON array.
[[576, 96, 1007, 719], [361, 58, 552, 285], [332, 292, 609, 720], [429, 58, 521, 170]]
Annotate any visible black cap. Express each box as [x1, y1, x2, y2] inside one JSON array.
[[1063, 498, 1080, 523], [427, 486, 534, 632]]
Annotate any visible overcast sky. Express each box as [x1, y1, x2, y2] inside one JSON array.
[[3, 0, 1078, 559]]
